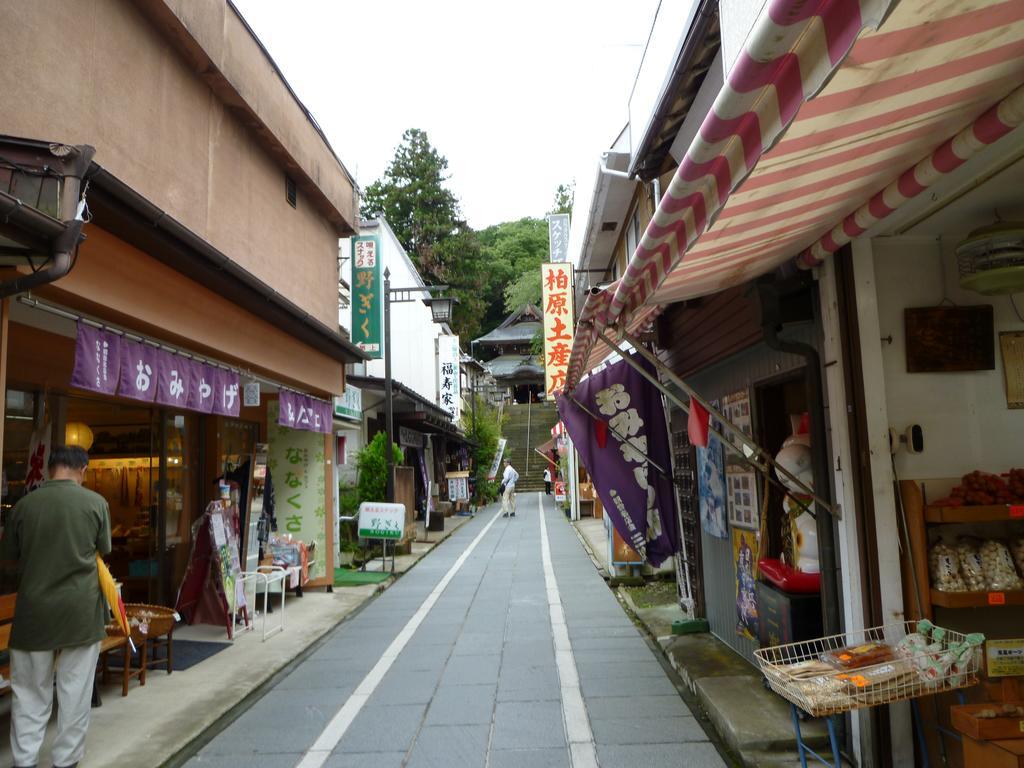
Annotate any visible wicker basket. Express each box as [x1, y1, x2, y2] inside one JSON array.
[[123, 603, 175, 643]]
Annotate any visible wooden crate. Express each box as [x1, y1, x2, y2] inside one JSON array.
[[953, 703, 1024, 741], [963, 736, 1024, 768]]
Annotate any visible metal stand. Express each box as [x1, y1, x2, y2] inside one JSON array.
[[791, 705, 842, 768]]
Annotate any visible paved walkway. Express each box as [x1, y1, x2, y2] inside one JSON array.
[[183, 494, 727, 768]]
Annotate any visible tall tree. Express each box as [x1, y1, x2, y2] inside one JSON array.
[[360, 128, 462, 282], [549, 182, 574, 216]]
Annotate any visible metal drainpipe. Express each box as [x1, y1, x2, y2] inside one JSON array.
[[0, 219, 85, 300], [757, 280, 842, 639]]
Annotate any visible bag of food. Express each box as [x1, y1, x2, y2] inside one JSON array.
[[978, 539, 1023, 591], [954, 537, 987, 591], [1009, 536, 1024, 579], [821, 642, 895, 670], [929, 540, 966, 592]]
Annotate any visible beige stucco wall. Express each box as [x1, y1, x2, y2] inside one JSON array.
[[0, 0, 347, 329]]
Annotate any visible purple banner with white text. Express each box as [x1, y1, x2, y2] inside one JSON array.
[[117, 339, 158, 402], [556, 353, 680, 567], [70, 322, 121, 395], [278, 390, 332, 434]]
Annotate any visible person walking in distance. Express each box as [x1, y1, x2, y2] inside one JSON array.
[[1, 445, 112, 768], [501, 458, 519, 518], [543, 466, 552, 495]]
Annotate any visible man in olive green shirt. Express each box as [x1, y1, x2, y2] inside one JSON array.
[[2, 445, 111, 768]]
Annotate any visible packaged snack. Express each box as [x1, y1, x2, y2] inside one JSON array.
[[929, 541, 966, 592], [978, 539, 1023, 590], [822, 642, 895, 670], [1009, 536, 1024, 579], [955, 537, 987, 591]]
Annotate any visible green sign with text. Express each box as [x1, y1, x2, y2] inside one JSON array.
[[352, 235, 383, 359]]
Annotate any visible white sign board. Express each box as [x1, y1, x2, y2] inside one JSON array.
[[357, 502, 405, 541], [487, 438, 507, 481], [437, 334, 461, 421]]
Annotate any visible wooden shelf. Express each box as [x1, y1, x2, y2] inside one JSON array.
[[930, 588, 1024, 608], [924, 504, 1024, 524]]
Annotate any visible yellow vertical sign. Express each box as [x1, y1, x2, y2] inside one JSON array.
[[541, 262, 574, 399]]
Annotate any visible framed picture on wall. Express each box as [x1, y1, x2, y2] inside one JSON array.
[[722, 390, 759, 530]]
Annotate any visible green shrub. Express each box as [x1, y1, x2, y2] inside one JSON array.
[[462, 402, 505, 504], [355, 432, 404, 504]]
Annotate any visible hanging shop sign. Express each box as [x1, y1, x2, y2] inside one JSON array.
[[541, 262, 574, 399], [210, 368, 241, 417], [557, 352, 681, 567], [352, 235, 383, 359], [447, 471, 470, 502], [334, 384, 362, 421], [487, 438, 507, 480], [70, 323, 121, 395], [278, 389, 332, 434], [698, 401, 728, 539], [268, 401, 327, 580], [187, 362, 216, 413], [399, 426, 425, 449], [118, 339, 158, 402], [243, 381, 261, 408], [547, 213, 570, 263], [154, 354, 193, 409], [437, 334, 461, 421]]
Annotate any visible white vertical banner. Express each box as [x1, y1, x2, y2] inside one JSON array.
[[437, 334, 461, 422]]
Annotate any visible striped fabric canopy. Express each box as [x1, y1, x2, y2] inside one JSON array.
[[567, 0, 1024, 389]]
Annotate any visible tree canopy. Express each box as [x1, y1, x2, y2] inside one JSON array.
[[359, 127, 571, 344]]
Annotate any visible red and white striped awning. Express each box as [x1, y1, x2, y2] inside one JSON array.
[[567, 0, 1024, 389]]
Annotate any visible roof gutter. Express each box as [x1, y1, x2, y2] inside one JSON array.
[[0, 142, 94, 299], [85, 164, 368, 365]]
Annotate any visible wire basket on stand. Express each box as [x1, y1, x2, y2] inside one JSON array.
[[755, 621, 983, 718]]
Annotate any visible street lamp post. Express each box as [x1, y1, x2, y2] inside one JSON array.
[[382, 266, 456, 504]]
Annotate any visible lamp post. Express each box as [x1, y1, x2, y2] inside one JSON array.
[[382, 266, 456, 503]]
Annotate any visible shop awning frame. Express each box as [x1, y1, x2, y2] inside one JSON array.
[[567, 0, 1024, 390]]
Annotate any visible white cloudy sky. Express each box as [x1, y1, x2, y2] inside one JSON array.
[[231, 0, 660, 228]]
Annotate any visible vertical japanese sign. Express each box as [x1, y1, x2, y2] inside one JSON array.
[[541, 263, 574, 399], [352, 235, 383, 358], [267, 401, 327, 580], [547, 213, 570, 263], [437, 334, 461, 421]]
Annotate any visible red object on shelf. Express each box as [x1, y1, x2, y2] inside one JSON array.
[[758, 558, 821, 594]]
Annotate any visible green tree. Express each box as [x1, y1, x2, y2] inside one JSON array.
[[503, 270, 542, 314], [462, 401, 505, 504], [360, 128, 462, 282], [550, 182, 574, 216], [475, 217, 549, 335], [355, 432, 404, 504]]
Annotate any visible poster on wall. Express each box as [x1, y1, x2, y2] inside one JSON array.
[[722, 390, 758, 529], [697, 401, 727, 539], [732, 527, 759, 641], [267, 401, 327, 581]]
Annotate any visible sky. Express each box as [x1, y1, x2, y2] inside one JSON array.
[[231, 0, 661, 229]]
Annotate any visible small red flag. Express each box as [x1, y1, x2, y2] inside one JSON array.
[[687, 399, 709, 448]]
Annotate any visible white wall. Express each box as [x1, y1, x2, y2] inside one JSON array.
[[340, 218, 446, 407], [872, 237, 1024, 482]]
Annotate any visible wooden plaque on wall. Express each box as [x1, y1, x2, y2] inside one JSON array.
[[904, 305, 995, 373]]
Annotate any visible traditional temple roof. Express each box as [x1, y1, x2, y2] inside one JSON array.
[[472, 305, 542, 347], [486, 353, 544, 382]]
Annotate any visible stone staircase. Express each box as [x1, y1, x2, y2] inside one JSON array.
[[502, 401, 560, 492]]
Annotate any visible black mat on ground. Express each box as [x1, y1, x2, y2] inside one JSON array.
[[108, 639, 231, 673]]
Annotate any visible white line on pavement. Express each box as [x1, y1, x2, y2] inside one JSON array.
[[295, 508, 505, 768], [538, 492, 599, 768]]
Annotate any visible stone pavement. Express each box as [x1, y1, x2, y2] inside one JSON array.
[[180, 493, 731, 767]]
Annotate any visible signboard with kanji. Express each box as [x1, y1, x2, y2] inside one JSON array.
[[352, 235, 383, 358], [267, 401, 327, 580], [541, 262, 575, 399], [357, 502, 406, 540], [547, 213, 570, 263], [437, 334, 461, 421]]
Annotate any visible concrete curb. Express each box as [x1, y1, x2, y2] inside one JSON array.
[[569, 519, 609, 578]]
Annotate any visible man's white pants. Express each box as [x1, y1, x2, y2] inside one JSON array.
[[502, 484, 516, 516], [10, 641, 101, 767]]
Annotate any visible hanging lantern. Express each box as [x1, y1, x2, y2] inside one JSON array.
[[65, 421, 94, 450]]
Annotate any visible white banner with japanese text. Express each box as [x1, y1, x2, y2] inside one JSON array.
[[437, 334, 461, 421], [541, 263, 574, 399]]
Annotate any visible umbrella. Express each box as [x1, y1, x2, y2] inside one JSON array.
[[97, 554, 136, 653]]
